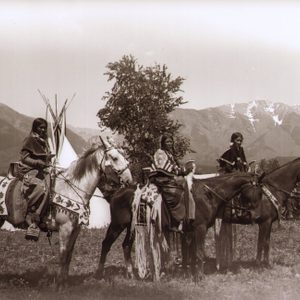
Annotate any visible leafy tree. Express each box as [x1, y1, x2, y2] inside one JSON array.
[[97, 55, 190, 176]]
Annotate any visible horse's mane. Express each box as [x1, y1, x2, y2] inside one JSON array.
[[261, 157, 300, 178], [66, 143, 104, 181], [194, 172, 246, 184]]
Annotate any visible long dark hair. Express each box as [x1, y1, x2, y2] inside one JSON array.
[[230, 132, 243, 144], [31, 118, 48, 134], [160, 133, 175, 154]]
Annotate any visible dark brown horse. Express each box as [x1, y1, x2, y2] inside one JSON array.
[[189, 157, 300, 278], [95, 172, 256, 280], [239, 157, 300, 267], [183, 172, 258, 280], [95, 184, 137, 279]]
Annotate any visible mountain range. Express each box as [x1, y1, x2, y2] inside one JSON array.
[[0, 100, 299, 175], [172, 100, 300, 171]]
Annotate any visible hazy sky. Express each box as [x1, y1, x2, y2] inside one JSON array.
[[1, 0, 300, 129]]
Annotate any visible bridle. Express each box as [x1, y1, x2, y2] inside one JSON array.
[[100, 146, 130, 185], [49, 144, 131, 206]]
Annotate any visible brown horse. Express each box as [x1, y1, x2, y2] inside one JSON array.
[[239, 157, 300, 267], [182, 172, 258, 280], [0, 139, 132, 288], [95, 184, 143, 279], [95, 172, 256, 280]]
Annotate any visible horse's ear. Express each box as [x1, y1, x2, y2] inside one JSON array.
[[107, 136, 117, 148], [99, 135, 111, 150]]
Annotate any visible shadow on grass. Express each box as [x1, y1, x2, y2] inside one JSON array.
[[0, 258, 276, 289]]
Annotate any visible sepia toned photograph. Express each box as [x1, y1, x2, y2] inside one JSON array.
[[0, 0, 300, 299]]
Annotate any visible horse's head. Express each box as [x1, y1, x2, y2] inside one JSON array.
[[99, 136, 133, 186], [257, 157, 300, 191]]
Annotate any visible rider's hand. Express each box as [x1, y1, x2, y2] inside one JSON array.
[[36, 160, 48, 169]]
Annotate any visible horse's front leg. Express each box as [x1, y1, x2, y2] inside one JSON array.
[[181, 233, 189, 276], [262, 221, 272, 267], [256, 221, 272, 267], [122, 226, 135, 279], [95, 223, 124, 279], [181, 230, 194, 277], [57, 221, 80, 290], [256, 223, 263, 265], [191, 224, 206, 282]]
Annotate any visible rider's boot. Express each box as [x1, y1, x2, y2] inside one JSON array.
[[25, 192, 48, 241], [25, 217, 40, 241]]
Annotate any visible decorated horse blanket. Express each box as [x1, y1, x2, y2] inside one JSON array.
[[131, 184, 163, 232], [131, 184, 169, 280], [0, 177, 12, 216], [52, 194, 90, 225], [0, 176, 89, 226]]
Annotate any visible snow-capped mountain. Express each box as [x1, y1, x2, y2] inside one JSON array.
[[0, 100, 299, 174], [171, 100, 300, 170]]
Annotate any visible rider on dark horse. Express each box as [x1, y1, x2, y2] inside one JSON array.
[[18, 118, 53, 239], [218, 132, 252, 221], [219, 132, 248, 174], [149, 133, 194, 232]]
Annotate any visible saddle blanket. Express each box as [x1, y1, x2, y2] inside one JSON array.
[[0, 177, 12, 216], [131, 184, 163, 233], [52, 194, 90, 225]]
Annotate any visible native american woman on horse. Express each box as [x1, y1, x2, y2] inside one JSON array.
[[149, 134, 195, 232], [18, 118, 54, 239], [219, 132, 248, 173], [218, 132, 259, 223]]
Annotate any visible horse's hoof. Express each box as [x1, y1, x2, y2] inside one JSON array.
[[126, 271, 134, 279], [254, 260, 260, 266], [94, 270, 104, 280], [262, 261, 271, 269], [55, 281, 66, 293], [182, 270, 190, 279], [193, 273, 203, 284]]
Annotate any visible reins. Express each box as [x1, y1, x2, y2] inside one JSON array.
[[48, 146, 129, 208], [203, 179, 256, 203], [262, 180, 300, 199]]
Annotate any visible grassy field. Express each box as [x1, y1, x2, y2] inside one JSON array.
[[0, 220, 300, 300]]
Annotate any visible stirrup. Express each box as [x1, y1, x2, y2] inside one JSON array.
[[25, 223, 40, 241], [170, 221, 183, 233]]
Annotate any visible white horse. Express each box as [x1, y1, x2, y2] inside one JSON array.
[[0, 137, 132, 288]]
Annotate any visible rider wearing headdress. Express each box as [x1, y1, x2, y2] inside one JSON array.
[[219, 132, 248, 173], [149, 133, 193, 232], [19, 118, 53, 238]]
